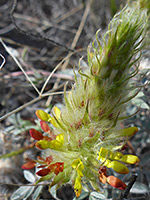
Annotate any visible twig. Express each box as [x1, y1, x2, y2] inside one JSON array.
[[119, 173, 137, 200], [3, 70, 74, 80], [0, 85, 64, 122], [71, 0, 90, 49], [45, 0, 90, 106], [14, 13, 77, 34], [55, 4, 84, 23], [10, 0, 75, 52]]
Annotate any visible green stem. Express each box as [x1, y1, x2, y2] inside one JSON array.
[[0, 143, 35, 159]]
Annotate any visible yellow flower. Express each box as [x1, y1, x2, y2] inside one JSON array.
[[98, 147, 139, 174], [72, 158, 84, 197], [36, 134, 64, 150], [74, 175, 82, 198], [71, 158, 84, 177]]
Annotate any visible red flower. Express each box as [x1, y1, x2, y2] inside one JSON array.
[[36, 162, 64, 176], [21, 155, 64, 177]]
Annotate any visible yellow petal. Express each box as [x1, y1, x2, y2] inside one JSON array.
[[120, 155, 140, 164], [98, 147, 108, 160], [119, 127, 138, 137], [53, 106, 61, 119], [36, 140, 51, 149], [111, 161, 129, 174], [74, 176, 82, 198], [49, 134, 64, 149], [71, 158, 84, 170], [51, 112, 66, 130], [98, 157, 112, 168], [98, 147, 114, 167], [49, 140, 62, 149], [71, 158, 84, 177], [50, 117, 59, 127], [56, 133, 64, 144], [110, 151, 123, 160], [36, 110, 51, 122]]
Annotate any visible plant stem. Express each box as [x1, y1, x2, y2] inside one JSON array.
[[119, 173, 137, 200], [0, 142, 35, 159]]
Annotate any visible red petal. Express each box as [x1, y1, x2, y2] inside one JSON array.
[[57, 162, 64, 172], [40, 121, 51, 132], [46, 155, 53, 164], [107, 176, 127, 190], [21, 161, 36, 169], [37, 156, 45, 161], [98, 166, 107, 175], [37, 165, 47, 168], [99, 173, 107, 184], [47, 163, 55, 171], [48, 162, 64, 175], [43, 136, 53, 141], [54, 168, 59, 175], [29, 129, 43, 140], [36, 168, 50, 176]]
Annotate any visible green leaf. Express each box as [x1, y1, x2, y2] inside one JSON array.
[[131, 98, 149, 109], [35, 173, 53, 184], [130, 182, 149, 194], [89, 191, 106, 200], [23, 170, 35, 183], [50, 185, 58, 199], [32, 186, 43, 200], [135, 91, 145, 98], [11, 186, 35, 200]]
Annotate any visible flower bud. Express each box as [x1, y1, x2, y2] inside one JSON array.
[[21, 160, 36, 170], [36, 110, 51, 122], [29, 129, 43, 140], [107, 176, 126, 190]]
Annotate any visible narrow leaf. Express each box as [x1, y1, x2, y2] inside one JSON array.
[[32, 185, 43, 200], [23, 170, 35, 183]]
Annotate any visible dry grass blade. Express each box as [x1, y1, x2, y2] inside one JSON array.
[[40, 51, 78, 95], [0, 37, 40, 95], [0, 53, 6, 70]]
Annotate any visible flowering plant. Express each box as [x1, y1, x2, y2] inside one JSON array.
[[22, 5, 148, 198]]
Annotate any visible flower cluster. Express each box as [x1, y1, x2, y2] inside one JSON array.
[[22, 155, 64, 176], [22, 6, 148, 198]]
